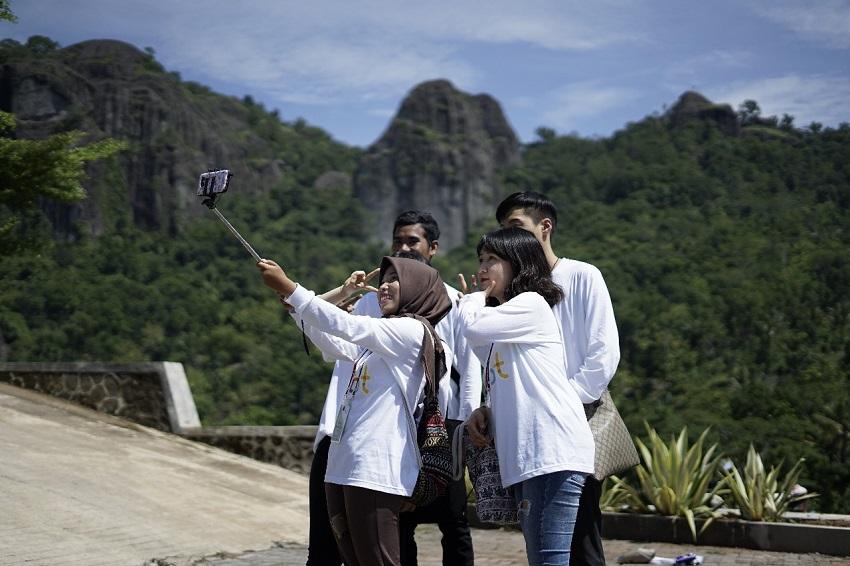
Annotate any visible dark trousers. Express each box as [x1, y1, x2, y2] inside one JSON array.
[[399, 419, 474, 566], [326, 483, 405, 566], [306, 435, 342, 566], [569, 475, 605, 566]]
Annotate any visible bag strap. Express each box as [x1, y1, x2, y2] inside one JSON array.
[[451, 419, 466, 481], [452, 343, 495, 482], [390, 321, 437, 469]]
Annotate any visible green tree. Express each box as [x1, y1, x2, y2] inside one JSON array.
[[24, 35, 59, 54], [1, 0, 16, 22], [738, 99, 761, 125], [0, 112, 126, 252]]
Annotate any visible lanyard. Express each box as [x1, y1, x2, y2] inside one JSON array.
[[483, 343, 495, 404], [345, 350, 371, 397]]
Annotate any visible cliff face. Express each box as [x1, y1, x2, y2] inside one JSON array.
[[3, 43, 521, 249], [353, 80, 521, 249], [1, 40, 285, 238]]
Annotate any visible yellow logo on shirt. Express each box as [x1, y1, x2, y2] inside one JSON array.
[[360, 365, 371, 394], [493, 352, 510, 380]]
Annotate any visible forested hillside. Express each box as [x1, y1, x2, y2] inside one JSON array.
[[440, 96, 850, 512], [2, 37, 849, 511]]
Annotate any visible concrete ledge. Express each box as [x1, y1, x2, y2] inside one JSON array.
[[0, 361, 200, 433], [0, 361, 319, 474], [159, 361, 202, 433], [185, 425, 318, 475], [467, 506, 850, 556], [601, 512, 850, 557]]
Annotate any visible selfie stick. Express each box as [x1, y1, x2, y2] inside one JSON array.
[[206, 204, 261, 262], [198, 170, 262, 262]]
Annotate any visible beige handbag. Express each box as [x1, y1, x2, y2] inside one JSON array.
[[584, 389, 640, 479]]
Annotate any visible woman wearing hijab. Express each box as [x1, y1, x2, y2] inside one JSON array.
[[458, 227, 595, 566], [257, 256, 451, 566]]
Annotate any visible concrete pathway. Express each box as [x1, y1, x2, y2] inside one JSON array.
[[0, 384, 309, 566], [186, 524, 850, 565], [2, 382, 848, 566]]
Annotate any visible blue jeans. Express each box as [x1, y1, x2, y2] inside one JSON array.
[[513, 470, 588, 566]]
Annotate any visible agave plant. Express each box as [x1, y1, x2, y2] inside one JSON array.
[[611, 425, 728, 540], [600, 475, 633, 511], [724, 444, 819, 522]]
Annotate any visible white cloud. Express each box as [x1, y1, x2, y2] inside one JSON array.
[[665, 49, 755, 80], [228, 0, 645, 51], [14, 0, 648, 107], [169, 33, 478, 105], [367, 108, 397, 118], [540, 82, 638, 131], [511, 96, 536, 109], [707, 74, 850, 126], [750, 0, 850, 49], [371, 1, 645, 50], [157, 0, 646, 106]]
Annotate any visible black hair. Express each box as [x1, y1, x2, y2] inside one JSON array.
[[393, 210, 440, 244], [495, 191, 558, 232], [391, 249, 428, 263], [476, 226, 563, 307]]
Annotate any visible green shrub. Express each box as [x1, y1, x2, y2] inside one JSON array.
[[724, 444, 819, 522], [607, 425, 728, 540]]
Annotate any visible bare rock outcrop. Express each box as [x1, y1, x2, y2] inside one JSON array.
[[1, 39, 283, 238], [353, 80, 521, 249], [668, 91, 739, 136]]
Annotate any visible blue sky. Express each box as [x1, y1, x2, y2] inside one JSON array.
[[3, 0, 850, 147]]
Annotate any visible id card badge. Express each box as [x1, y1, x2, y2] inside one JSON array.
[[331, 394, 353, 443]]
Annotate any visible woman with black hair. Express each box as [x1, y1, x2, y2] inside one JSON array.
[[458, 226, 595, 566], [257, 256, 451, 566]]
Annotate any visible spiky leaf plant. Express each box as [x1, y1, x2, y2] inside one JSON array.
[[600, 475, 633, 511], [610, 425, 728, 540], [724, 444, 819, 522]]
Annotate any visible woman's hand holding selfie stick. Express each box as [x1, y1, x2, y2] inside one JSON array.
[[257, 259, 297, 297]]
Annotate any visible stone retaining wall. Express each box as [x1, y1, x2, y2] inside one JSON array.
[[0, 362, 200, 433], [0, 362, 315, 474], [185, 426, 317, 475]]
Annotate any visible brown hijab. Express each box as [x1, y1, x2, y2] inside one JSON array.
[[380, 256, 451, 397]]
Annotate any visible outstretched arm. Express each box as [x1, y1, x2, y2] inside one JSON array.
[[318, 268, 380, 305], [258, 259, 423, 359], [457, 290, 560, 348]]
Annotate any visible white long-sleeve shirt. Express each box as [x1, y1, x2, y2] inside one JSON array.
[[552, 259, 620, 403], [288, 284, 430, 496], [435, 283, 483, 420], [458, 291, 595, 487], [309, 282, 481, 449], [309, 295, 374, 451]]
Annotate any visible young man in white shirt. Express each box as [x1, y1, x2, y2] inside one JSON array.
[[305, 210, 479, 566], [496, 191, 621, 566]]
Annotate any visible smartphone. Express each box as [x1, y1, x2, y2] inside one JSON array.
[[197, 170, 232, 197]]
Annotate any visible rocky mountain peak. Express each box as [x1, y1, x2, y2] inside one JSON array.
[[1, 39, 284, 238], [60, 39, 155, 81], [354, 79, 521, 249], [668, 90, 739, 136]]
